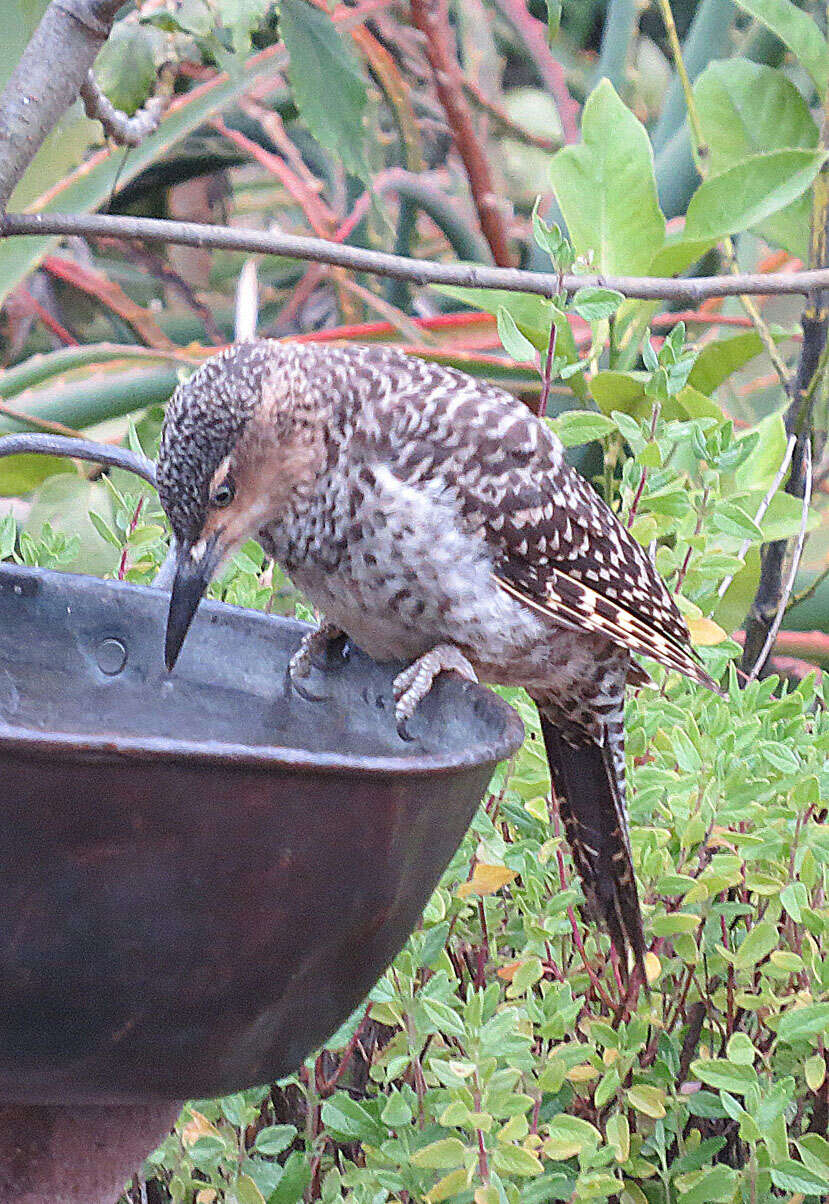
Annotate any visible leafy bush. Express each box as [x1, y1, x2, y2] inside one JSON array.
[[0, 1, 828, 1202]]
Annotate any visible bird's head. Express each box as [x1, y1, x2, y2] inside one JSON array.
[[156, 341, 324, 670]]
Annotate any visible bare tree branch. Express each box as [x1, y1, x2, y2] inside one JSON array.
[[5, 211, 829, 303], [0, 0, 125, 210]]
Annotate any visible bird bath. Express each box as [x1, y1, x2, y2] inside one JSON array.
[[0, 433, 523, 1200]]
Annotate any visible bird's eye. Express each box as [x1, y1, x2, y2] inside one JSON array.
[[211, 480, 235, 508]]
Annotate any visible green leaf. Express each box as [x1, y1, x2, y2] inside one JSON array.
[[733, 0, 828, 93], [725, 1033, 756, 1066], [267, 1151, 309, 1204], [627, 1084, 666, 1119], [711, 502, 763, 543], [229, 1174, 266, 1204], [571, 287, 625, 322], [219, 0, 267, 54], [649, 236, 717, 277], [0, 512, 15, 559], [549, 79, 665, 274], [777, 1003, 829, 1044], [497, 308, 537, 362], [590, 370, 646, 417], [770, 1159, 829, 1195], [689, 1058, 758, 1094], [797, 1135, 829, 1179], [780, 881, 807, 923], [88, 509, 123, 550], [319, 1095, 384, 1144], [695, 59, 818, 174], [491, 1146, 544, 1177], [544, 1115, 601, 1161], [93, 22, 158, 116], [694, 58, 818, 257], [253, 1126, 297, 1157], [410, 1138, 468, 1169], [732, 920, 778, 969], [532, 199, 574, 269], [0, 452, 74, 497], [545, 0, 562, 42], [433, 286, 588, 400], [676, 1165, 739, 1204], [550, 411, 617, 447], [685, 150, 826, 243], [689, 331, 786, 395], [605, 1113, 629, 1163], [380, 1090, 413, 1127], [280, 0, 368, 179]]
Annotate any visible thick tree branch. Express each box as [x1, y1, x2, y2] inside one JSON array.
[[410, 0, 513, 266], [0, 0, 125, 210], [4, 211, 829, 302]]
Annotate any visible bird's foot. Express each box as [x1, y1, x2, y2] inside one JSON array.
[[393, 644, 477, 738], [287, 621, 346, 701]]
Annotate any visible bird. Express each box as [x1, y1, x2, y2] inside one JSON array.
[[156, 339, 719, 981]]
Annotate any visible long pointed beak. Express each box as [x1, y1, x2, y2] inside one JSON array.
[[164, 537, 221, 671]]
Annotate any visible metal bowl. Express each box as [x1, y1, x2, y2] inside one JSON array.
[[0, 563, 522, 1103]]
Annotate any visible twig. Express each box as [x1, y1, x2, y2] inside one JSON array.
[[716, 434, 796, 599], [655, 0, 707, 170], [746, 437, 812, 682], [16, 285, 78, 346], [11, 212, 829, 301], [537, 314, 558, 419], [786, 556, 829, 613], [118, 495, 144, 581], [537, 274, 563, 418], [462, 78, 561, 151], [80, 64, 174, 147], [626, 402, 661, 528], [492, 0, 580, 144], [410, 0, 512, 265]]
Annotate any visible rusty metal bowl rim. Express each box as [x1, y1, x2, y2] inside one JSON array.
[[0, 563, 524, 776]]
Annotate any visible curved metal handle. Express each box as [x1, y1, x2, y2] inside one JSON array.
[[0, 433, 157, 489]]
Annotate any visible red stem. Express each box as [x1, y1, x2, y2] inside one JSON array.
[[410, 0, 513, 266], [118, 497, 144, 582]]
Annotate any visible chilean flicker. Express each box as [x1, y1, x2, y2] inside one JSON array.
[[156, 340, 719, 979]]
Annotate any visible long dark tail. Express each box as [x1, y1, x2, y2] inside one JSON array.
[[536, 709, 646, 983]]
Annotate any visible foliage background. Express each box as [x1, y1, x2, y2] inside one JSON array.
[[1, 1, 829, 1202]]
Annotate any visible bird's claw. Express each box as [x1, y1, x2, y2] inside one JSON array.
[[393, 644, 478, 738], [286, 621, 345, 701]]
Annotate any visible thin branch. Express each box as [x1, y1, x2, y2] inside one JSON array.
[[80, 64, 174, 148], [746, 438, 812, 682], [0, 0, 125, 210], [716, 435, 796, 599], [410, 0, 513, 265], [655, 0, 707, 170], [787, 555, 829, 614], [9, 211, 829, 302], [492, 0, 580, 144], [462, 78, 561, 152]]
